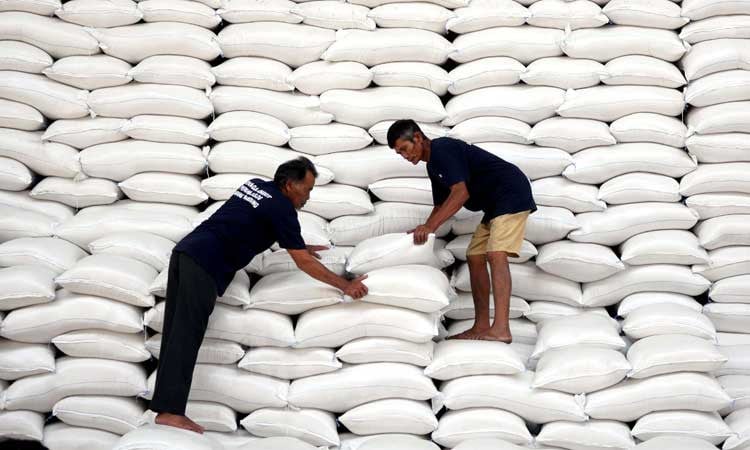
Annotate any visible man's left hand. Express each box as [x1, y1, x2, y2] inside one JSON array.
[[408, 224, 434, 245], [306, 245, 329, 259]]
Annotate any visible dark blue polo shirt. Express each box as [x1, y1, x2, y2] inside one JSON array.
[[174, 178, 305, 296], [427, 137, 537, 222]]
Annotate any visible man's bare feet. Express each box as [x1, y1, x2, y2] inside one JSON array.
[[449, 325, 489, 340], [475, 327, 513, 344], [155, 412, 205, 434]]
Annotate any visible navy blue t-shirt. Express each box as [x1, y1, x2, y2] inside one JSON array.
[[174, 178, 306, 296], [427, 137, 537, 222]]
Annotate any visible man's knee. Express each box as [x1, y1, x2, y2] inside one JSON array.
[[467, 253, 488, 268], [486, 251, 509, 266]]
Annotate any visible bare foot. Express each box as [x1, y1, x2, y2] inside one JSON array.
[[155, 412, 205, 434], [475, 328, 513, 344], [449, 325, 489, 340]]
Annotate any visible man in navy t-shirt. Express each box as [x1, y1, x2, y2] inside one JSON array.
[[150, 157, 368, 433], [388, 120, 536, 343]]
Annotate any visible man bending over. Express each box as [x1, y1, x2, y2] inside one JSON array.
[[388, 120, 536, 342], [150, 157, 368, 433]]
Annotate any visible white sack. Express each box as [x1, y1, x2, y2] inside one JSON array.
[[289, 123, 371, 154], [533, 346, 630, 394], [681, 39, 750, 81], [0, 41, 52, 74], [425, 340, 524, 381], [536, 241, 624, 283], [432, 408, 532, 448], [52, 329, 150, 362], [211, 57, 293, 91], [56, 254, 157, 307], [569, 203, 700, 246], [449, 116, 530, 145], [145, 302, 296, 347], [0, 340, 55, 381], [686, 133, 750, 163], [30, 177, 122, 208], [210, 86, 332, 127], [627, 334, 727, 379], [371, 62, 450, 95], [340, 399, 437, 436], [123, 115, 209, 146], [0, 265, 57, 311], [633, 410, 732, 446], [620, 230, 709, 266], [219, 22, 335, 67], [622, 303, 716, 340], [0, 290, 143, 343], [585, 372, 732, 421], [0, 237, 86, 274], [287, 362, 438, 413], [686, 101, 750, 135], [322, 28, 453, 66], [557, 86, 685, 122], [56, 0, 141, 27], [0, 11, 99, 58], [247, 271, 342, 315], [598, 172, 681, 204], [584, 264, 710, 307], [336, 337, 434, 366], [294, 302, 438, 348], [603, 0, 687, 29], [561, 26, 688, 62], [143, 364, 288, 413], [610, 112, 687, 147], [444, 86, 565, 126], [240, 408, 338, 447], [89, 23, 221, 63], [532, 312, 625, 358], [88, 84, 212, 119], [449, 57, 526, 95], [687, 193, 750, 220], [2, 357, 147, 412], [532, 177, 605, 213], [0, 99, 44, 132], [436, 372, 587, 423], [451, 26, 564, 64], [320, 87, 446, 128], [529, 117, 614, 153], [238, 348, 341, 380], [680, 163, 750, 196], [42, 117, 127, 149], [56, 202, 196, 248], [0, 70, 90, 120]]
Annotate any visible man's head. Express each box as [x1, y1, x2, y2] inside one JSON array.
[[387, 119, 430, 165], [274, 157, 317, 209]]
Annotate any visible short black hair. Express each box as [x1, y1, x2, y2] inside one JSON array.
[[274, 156, 317, 188], [387, 119, 423, 149]]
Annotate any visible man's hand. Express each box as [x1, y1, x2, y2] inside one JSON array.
[[343, 275, 368, 299], [306, 245, 328, 259], [408, 224, 434, 245]]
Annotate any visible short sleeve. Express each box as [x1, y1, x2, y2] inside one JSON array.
[[271, 202, 306, 250], [431, 142, 469, 188]]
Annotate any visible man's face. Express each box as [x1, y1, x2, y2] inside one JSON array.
[[394, 133, 424, 165], [285, 171, 315, 209]]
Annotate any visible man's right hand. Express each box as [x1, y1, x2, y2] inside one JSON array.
[[343, 275, 368, 299]]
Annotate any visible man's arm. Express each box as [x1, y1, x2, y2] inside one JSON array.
[[412, 182, 470, 244], [287, 249, 368, 298]]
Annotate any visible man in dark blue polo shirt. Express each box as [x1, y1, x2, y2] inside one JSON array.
[[150, 157, 368, 433], [388, 120, 536, 343]]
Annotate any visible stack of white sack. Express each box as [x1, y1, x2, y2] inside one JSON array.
[[679, 0, 750, 445]]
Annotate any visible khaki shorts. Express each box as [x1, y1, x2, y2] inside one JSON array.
[[466, 210, 531, 257]]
